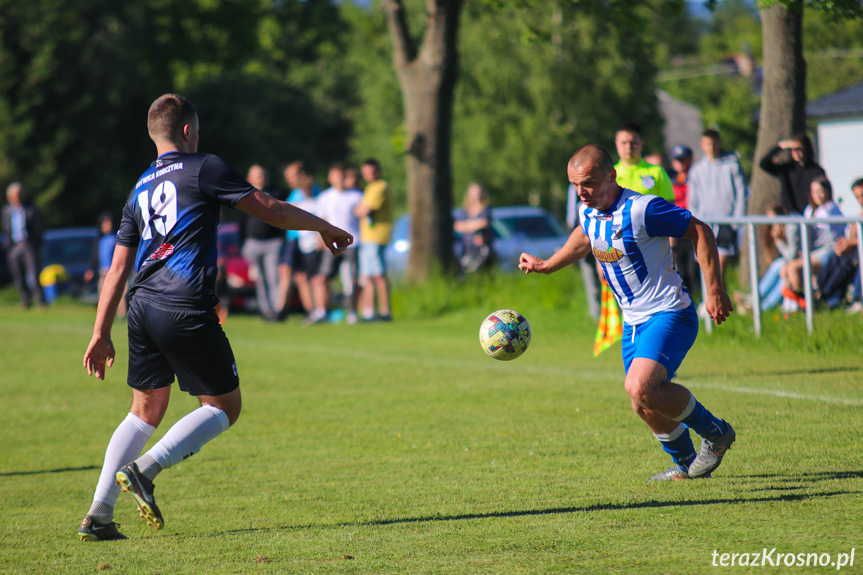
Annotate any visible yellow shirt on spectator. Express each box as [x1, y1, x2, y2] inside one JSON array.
[[614, 159, 675, 202], [359, 180, 393, 245]]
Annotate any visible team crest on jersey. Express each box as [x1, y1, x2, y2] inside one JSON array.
[[142, 243, 175, 267], [641, 175, 655, 189], [593, 238, 624, 263], [611, 225, 623, 240]]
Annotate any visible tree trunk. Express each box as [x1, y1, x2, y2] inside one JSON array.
[[382, 0, 462, 282], [751, 0, 807, 216], [744, 0, 806, 281]]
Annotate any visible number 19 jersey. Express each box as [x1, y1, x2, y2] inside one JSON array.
[[117, 151, 254, 309], [579, 188, 692, 325]]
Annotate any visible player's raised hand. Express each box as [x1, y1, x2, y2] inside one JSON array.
[[518, 253, 546, 274], [320, 226, 353, 256], [83, 334, 115, 381]]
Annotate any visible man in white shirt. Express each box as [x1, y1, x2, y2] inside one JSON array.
[[308, 163, 364, 324]]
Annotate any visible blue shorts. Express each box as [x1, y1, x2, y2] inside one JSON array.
[[621, 304, 698, 379], [359, 243, 387, 280]]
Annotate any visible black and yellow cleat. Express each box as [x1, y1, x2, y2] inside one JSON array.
[[78, 515, 127, 541], [116, 462, 164, 530]]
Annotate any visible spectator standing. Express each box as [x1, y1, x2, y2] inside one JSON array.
[[277, 162, 316, 317], [309, 164, 363, 324], [758, 134, 825, 215], [240, 165, 285, 321], [688, 130, 749, 289], [566, 182, 601, 320], [613, 123, 675, 202], [86, 212, 127, 318], [454, 183, 493, 274], [667, 145, 700, 296], [355, 158, 393, 321], [2, 182, 46, 309]]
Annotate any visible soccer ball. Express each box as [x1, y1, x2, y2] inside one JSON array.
[[479, 309, 531, 361]]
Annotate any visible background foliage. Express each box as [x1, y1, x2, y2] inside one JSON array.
[[1, 0, 862, 226]]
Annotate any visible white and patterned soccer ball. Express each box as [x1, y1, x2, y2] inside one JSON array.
[[479, 309, 531, 361]]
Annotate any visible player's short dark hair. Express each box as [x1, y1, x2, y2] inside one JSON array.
[[812, 175, 833, 199], [616, 122, 642, 137], [363, 158, 382, 171], [851, 178, 863, 190], [147, 94, 198, 144], [702, 129, 721, 140], [329, 162, 346, 172], [96, 211, 113, 226]]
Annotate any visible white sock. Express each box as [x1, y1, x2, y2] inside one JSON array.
[[136, 405, 230, 481], [89, 413, 156, 522]]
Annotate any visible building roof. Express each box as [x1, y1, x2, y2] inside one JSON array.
[[807, 82, 863, 119]]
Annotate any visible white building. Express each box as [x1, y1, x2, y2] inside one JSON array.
[[807, 82, 863, 215]]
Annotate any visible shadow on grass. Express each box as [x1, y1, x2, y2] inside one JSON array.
[[0, 465, 99, 477], [694, 366, 862, 379], [736, 471, 863, 482], [221, 490, 852, 535]]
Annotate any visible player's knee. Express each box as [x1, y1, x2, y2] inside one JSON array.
[[624, 378, 658, 410]]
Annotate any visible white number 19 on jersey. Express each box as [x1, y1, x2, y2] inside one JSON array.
[[138, 181, 178, 240]]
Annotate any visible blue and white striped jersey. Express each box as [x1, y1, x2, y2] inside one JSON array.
[[579, 188, 692, 325]]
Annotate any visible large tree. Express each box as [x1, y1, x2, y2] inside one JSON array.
[[749, 0, 807, 216], [381, 0, 464, 281], [751, 0, 863, 217]]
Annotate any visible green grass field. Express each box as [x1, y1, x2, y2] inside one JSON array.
[[1, 274, 862, 574]]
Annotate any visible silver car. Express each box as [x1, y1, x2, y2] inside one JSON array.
[[385, 206, 571, 276]]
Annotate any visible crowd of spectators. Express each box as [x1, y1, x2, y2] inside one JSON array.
[[653, 129, 863, 317], [231, 159, 392, 324], [5, 126, 862, 322]]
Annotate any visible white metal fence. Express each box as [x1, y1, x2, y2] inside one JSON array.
[[698, 214, 863, 336]]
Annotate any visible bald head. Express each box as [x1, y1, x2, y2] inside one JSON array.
[[6, 182, 23, 206], [567, 145, 619, 211], [568, 145, 615, 175]]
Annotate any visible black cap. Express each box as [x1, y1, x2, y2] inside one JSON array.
[[670, 145, 693, 160]]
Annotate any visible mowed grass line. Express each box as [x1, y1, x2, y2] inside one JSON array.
[[1, 303, 861, 574]]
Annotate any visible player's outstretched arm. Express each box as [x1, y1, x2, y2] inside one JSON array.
[[684, 217, 734, 324], [237, 190, 353, 255], [519, 226, 591, 275], [84, 246, 135, 380]]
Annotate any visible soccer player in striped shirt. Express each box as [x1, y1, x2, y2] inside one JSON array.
[[519, 144, 736, 481]]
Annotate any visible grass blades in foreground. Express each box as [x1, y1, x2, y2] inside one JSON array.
[[0, 291, 861, 574]]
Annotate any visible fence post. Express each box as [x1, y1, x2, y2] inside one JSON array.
[[747, 222, 761, 336], [799, 223, 814, 335]]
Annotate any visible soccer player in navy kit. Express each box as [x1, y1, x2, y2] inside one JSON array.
[[519, 145, 736, 482], [78, 94, 353, 541]]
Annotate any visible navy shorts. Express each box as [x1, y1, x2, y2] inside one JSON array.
[[621, 304, 698, 380], [713, 225, 737, 258], [127, 297, 240, 397]]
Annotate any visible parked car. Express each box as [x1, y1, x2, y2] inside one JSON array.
[[217, 221, 257, 310], [40, 227, 99, 299], [385, 206, 570, 276]]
